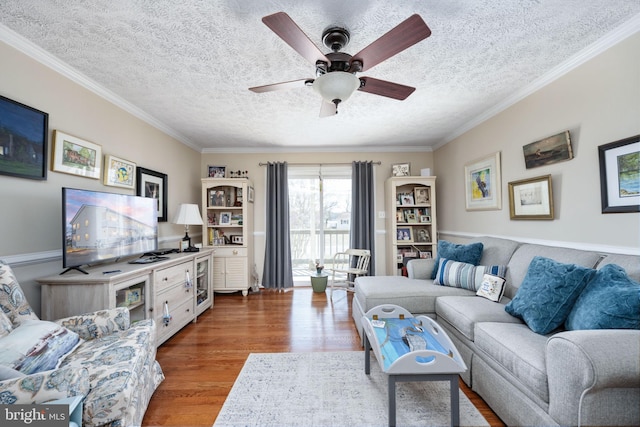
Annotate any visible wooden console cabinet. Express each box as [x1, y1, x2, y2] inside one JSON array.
[[37, 250, 214, 346]]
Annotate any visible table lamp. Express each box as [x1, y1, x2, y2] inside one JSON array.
[[172, 203, 203, 252]]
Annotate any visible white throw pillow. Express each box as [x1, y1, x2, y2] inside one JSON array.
[[476, 274, 507, 302]]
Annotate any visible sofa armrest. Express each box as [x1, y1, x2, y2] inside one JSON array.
[[546, 329, 640, 426], [56, 307, 130, 340], [0, 366, 90, 404], [406, 258, 436, 280]]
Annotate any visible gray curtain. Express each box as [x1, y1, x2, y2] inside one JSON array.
[[350, 161, 375, 275], [262, 162, 294, 289]]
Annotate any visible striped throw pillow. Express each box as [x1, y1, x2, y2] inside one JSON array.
[[434, 258, 507, 291]]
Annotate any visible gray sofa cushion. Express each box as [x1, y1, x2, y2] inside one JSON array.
[[354, 276, 474, 315], [475, 236, 521, 266], [598, 253, 640, 281], [436, 295, 521, 341], [475, 322, 550, 403]]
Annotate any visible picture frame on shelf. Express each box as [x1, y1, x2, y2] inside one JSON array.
[[523, 130, 573, 169], [231, 235, 243, 244], [392, 163, 410, 177], [598, 134, 639, 213], [414, 227, 430, 242], [395, 211, 404, 223], [508, 174, 554, 220], [136, 167, 168, 222], [414, 187, 429, 204], [104, 155, 136, 189], [419, 251, 432, 259], [125, 288, 141, 306], [219, 211, 231, 225], [52, 130, 102, 179], [419, 215, 431, 223], [208, 165, 226, 178], [405, 211, 417, 223], [399, 192, 414, 205], [464, 151, 502, 211], [209, 189, 226, 207], [0, 95, 49, 180], [396, 226, 413, 242]]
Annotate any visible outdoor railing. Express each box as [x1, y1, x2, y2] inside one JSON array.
[[290, 229, 350, 272]]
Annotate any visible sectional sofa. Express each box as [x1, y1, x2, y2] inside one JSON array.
[[352, 236, 640, 426]]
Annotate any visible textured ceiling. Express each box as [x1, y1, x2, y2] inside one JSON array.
[[1, 1, 639, 152]]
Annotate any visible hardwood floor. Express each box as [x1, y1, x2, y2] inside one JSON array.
[[142, 288, 505, 427]]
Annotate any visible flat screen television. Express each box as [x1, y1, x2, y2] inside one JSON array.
[[62, 187, 158, 274]]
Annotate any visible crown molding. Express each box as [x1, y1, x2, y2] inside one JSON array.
[[0, 23, 201, 152], [435, 13, 640, 149], [202, 144, 433, 154]]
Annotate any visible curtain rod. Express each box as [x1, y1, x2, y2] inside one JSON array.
[[259, 161, 381, 166]]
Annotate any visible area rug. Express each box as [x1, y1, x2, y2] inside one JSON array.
[[213, 351, 489, 427]]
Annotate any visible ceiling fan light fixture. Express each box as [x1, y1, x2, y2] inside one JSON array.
[[313, 72, 360, 104]]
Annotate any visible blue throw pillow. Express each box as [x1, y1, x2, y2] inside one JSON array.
[[505, 256, 596, 335], [565, 264, 640, 330], [430, 240, 484, 279]]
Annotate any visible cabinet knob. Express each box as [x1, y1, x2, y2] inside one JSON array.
[[233, 250, 238, 255]]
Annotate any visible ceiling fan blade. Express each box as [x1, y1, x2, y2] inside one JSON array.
[[351, 14, 431, 72], [249, 79, 312, 93], [262, 12, 331, 66], [319, 100, 337, 117], [358, 77, 416, 100]]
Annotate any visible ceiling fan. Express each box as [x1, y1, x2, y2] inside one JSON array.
[[249, 12, 431, 117]]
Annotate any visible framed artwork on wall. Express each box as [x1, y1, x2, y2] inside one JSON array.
[[0, 95, 49, 180], [598, 134, 639, 213], [464, 152, 502, 211], [136, 167, 168, 222], [104, 155, 136, 189], [508, 174, 554, 220], [52, 130, 102, 179], [523, 130, 573, 169]]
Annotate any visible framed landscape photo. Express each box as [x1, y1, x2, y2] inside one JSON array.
[[465, 152, 502, 211], [0, 95, 48, 180], [136, 167, 168, 222], [523, 131, 573, 169], [104, 155, 136, 189], [508, 174, 554, 220], [598, 134, 639, 213], [52, 130, 102, 179], [208, 165, 226, 178]]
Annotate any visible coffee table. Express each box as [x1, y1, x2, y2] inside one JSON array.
[[362, 304, 467, 427]]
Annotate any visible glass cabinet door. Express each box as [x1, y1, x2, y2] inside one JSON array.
[[195, 255, 213, 316]]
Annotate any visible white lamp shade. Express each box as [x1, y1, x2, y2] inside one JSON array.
[[172, 204, 203, 225], [313, 72, 360, 103]]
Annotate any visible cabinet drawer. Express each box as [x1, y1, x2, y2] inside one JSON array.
[[213, 247, 247, 257], [155, 298, 194, 343], [154, 261, 192, 292], [154, 282, 192, 315]]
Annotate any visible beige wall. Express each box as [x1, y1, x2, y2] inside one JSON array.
[[201, 152, 433, 279], [434, 32, 640, 253], [0, 41, 202, 310]]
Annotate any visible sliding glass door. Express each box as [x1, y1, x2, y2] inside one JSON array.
[[288, 166, 351, 284]]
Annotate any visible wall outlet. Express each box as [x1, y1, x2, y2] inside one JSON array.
[[378, 211, 386, 219]]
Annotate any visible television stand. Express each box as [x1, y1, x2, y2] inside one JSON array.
[[60, 266, 89, 275]]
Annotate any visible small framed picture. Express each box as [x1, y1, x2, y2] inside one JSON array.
[[136, 167, 168, 222], [414, 227, 431, 242], [208, 165, 226, 178], [396, 226, 413, 242], [231, 235, 243, 244], [405, 211, 418, 223], [420, 251, 432, 259], [508, 174, 554, 220], [399, 192, 414, 205], [414, 187, 429, 204], [419, 215, 431, 223], [392, 163, 411, 177], [209, 189, 226, 207], [104, 155, 136, 189], [179, 240, 189, 252], [465, 152, 502, 211], [395, 211, 405, 223], [125, 288, 141, 305], [219, 211, 231, 225], [598, 134, 639, 213], [52, 130, 102, 179]]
